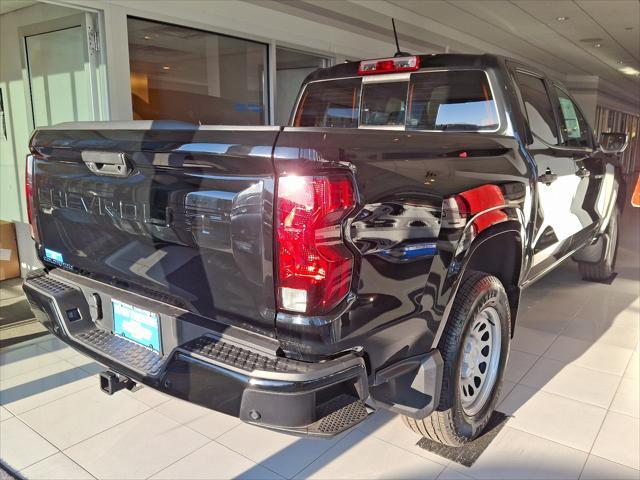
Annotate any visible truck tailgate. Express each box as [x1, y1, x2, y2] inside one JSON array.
[[29, 122, 278, 336]]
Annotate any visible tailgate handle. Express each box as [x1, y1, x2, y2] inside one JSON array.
[[81, 151, 130, 177]]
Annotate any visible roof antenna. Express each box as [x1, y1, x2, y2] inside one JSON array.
[[392, 18, 410, 57]]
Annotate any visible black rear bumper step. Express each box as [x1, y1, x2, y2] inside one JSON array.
[[183, 335, 310, 374], [309, 395, 368, 435], [77, 328, 165, 376], [23, 269, 370, 437]]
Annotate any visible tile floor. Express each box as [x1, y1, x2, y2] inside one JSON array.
[[1, 205, 638, 479]]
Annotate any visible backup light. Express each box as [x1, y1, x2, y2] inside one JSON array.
[[358, 56, 420, 75]]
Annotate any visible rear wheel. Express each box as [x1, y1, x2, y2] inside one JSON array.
[[403, 271, 511, 446], [578, 206, 619, 281]]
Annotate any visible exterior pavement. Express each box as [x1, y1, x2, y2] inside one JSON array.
[[0, 203, 638, 480]]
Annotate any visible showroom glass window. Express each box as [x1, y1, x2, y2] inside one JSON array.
[[127, 17, 268, 125], [554, 86, 592, 148], [515, 71, 558, 145]]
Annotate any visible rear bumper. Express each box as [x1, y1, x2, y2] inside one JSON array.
[[23, 269, 369, 436]]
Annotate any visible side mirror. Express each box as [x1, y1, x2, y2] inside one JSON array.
[[599, 132, 629, 154]]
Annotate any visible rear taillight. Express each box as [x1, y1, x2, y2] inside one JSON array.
[[358, 56, 420, 75], [276, 174, 356, 315], [25, 155, 38, 241]]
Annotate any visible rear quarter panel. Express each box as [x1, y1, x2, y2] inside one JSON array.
[[274, 128, 531, 372]]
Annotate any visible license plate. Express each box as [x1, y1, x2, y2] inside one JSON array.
[[112, 299, 161, 353]]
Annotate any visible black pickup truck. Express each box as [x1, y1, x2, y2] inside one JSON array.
[[24, 54, 624, 446]]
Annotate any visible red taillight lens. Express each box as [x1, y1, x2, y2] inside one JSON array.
[[25, 155, 37, 240], [276, 174, 356, 315], [358, 56, 420, 75]]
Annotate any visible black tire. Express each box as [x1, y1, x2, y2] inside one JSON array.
[[403, 271, 511, 446], [578, 206, 620, 281]]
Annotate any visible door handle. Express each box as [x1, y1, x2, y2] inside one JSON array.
[[538, 168, 558, 186], [576, 166, 590, 178], [81, 151, 130, 177]]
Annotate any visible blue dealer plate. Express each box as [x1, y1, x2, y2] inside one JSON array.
[[112, 299, 161, 353]]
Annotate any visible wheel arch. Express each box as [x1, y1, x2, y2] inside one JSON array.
[[432, 220, 525, 349], [463, 227, 523, 336]]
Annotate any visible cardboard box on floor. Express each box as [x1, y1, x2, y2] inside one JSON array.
[[0, 221, 21, 281]]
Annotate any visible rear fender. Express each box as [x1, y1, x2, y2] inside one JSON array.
[[432, 208, 526, 349]]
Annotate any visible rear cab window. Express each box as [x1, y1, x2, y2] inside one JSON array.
[[293, 69, 500, 132]]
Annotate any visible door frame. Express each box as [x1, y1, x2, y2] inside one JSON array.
[[18, 12, 108, 130]]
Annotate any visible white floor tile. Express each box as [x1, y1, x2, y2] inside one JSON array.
[[504, 350, 539, 383], [436, 467, 473, 479], [500, 385, 607, 452], [516, 305, 573, 335], [610, 378, 640, 418], [0, 405, 13, 421], [65, 353, 105, 376], [124, 385, 171, 408], [450, 427, 588, 480], [19, 386, 149, 449], [0, 360, 94, 415], [217, 422, 342, 478], [579, 455, 640, 480], [497, 379, 517, 407], [511, 326, 557, 356], [0, 417, 58, 471], [154, 398, 240, 439], [36, 337, 78, 360], [0, 344, 64, 381], [625, 352, 639, 380], [151, 441, 282, 479], [295, 429, 445, 479], [562, 314, 639, 350], [520, 357, 622, 408], [591, 412, 640, 470], [575, 291, 639, 324], [31, 335, 66, 353], [357, 409, 450, 465], [544, 336, 633, 376], [64, 409, 209, 480], [20, 452, 94, 480]]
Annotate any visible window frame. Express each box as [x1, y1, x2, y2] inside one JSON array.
[[292, 68, 503, 133], [551, 83, 594, 149], [512, 68, 562, 147]]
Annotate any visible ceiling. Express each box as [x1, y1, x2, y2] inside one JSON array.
[[262, 0, 639, 105], [0, 0, 35, 15]]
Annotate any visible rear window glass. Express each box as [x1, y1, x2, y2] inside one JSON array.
[[360, 82, 407, 126], [293, 78, 361, 128], [294, 70, 499, 132], [407, 71, 498, 131]]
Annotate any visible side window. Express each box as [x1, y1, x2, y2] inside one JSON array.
[[515, 71, 558, 146], [554, 87, 591, 148]]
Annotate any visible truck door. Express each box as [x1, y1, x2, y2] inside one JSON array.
[[551, 85, 608, 249], [512, 69, 583, 280]]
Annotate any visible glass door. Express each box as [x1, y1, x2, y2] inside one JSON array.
[[275, 47, 330, 125], [20, 13, 105, 128]]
